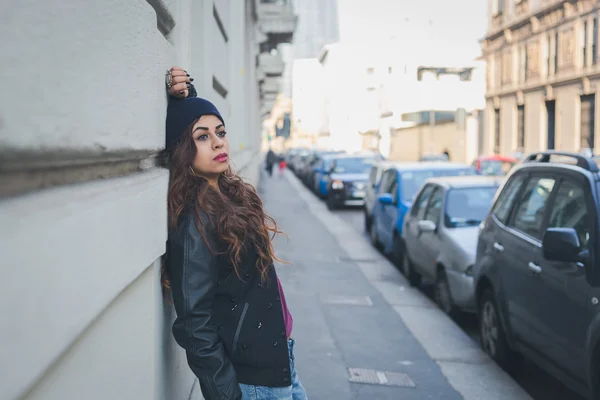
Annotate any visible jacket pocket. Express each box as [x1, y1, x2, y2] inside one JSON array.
[[232, 302, 249, 352]]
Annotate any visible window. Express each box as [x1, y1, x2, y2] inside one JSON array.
[[388, 180, 399, 204], [555, 31, 559, 73], [424, 188, 443, 223], [497, 0, 504, 15], [378, 170, 395, 194], [445, 187, 499, 228], [399, 168, 475, 203], [583, 20, 589, 67], [594, 17, 598, 65], [383, 172, 397, 194], [333, 157, 376, 174], [492, 174, 527, 224], [519, 46, 527, 82], [547, 34, 552, 75], [581, 94, 596, 150], [494, 108, 501, 154], [548, 180, 591, 248], [411, 185, 435, 218], [367, 67, 375, 75], [368, 166, 379, 186], [509, 177, 556, 239], [517, 105, 525, 150]]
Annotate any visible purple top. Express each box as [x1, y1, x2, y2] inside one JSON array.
[[276, 276, 293, 338]]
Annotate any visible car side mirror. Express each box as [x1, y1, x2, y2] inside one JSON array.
[[378, 193, 394, 205], [418, 220, 437, 234], [542, 228, 584, 263]]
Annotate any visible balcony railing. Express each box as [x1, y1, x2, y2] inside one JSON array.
[[256, 0, 297, 44], [258, 53, 285, 76], [261, 77, 280, 94]]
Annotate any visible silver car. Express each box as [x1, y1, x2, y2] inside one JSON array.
[[401, 176, 501, 316]]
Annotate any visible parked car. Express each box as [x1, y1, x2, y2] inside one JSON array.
[[364, 161, 393, 232], [285, 148, 304, 172], [312, 152, 346, 198], [325, 154, 379, 209], [289, 149, 311, 173], [302, 150, 344, 189], [401, 176, 501, 316], [472, 155, 519, 176], [474, 151, 600, 399], [369, 162, 476, 261]]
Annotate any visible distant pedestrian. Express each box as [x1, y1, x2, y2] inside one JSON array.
[[266, 148, 277, 177], [442, 149, 451, 161], [279, 157, 287, 177], [162, 66, 307, 400]]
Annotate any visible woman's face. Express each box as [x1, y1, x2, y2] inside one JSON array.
[[190, 115, 230, 177]]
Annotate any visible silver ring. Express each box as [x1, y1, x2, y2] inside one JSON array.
[[165, 70, 173, 89]]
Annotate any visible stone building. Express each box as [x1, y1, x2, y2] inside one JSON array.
[[0, 1, 295, 399], [482, 0, 600, 155]]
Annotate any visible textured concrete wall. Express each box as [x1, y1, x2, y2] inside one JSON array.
[[0, 1, 264, 399]]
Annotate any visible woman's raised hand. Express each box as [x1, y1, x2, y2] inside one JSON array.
[[166, 66, 193, 98]]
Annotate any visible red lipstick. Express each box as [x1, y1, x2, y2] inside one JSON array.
[[214, 153, 228, 162]]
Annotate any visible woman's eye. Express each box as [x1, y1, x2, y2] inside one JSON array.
[[196, 134, 208, 141], [217, 131, 227, 138]]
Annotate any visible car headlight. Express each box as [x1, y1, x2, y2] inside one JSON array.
[[331, 180, 344, 190]]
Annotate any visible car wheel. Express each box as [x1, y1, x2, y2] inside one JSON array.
[[369, 218, 381, 249], [402, 251, 421, 287], [435, 269, 459, 318], [479, 288, 516, 369], [392, 235, 404, 266]]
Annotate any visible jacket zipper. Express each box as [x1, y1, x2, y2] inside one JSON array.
[[232, 302, 249, 352]]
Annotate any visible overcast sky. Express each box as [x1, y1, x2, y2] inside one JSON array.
[[336, 0, 488, 64]]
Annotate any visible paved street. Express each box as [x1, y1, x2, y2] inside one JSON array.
[[259, 170, 532, 400], [327, 199, 585, 400]]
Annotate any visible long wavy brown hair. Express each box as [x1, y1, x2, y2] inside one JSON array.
[[160, 118, 284, 292]]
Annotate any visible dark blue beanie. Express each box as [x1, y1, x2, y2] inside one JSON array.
[[165, 97, 225, 150]]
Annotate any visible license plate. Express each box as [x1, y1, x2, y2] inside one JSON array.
[[353, 190, 366, 198]]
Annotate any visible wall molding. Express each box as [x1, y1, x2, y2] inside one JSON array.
[[0, 149, 157, 197]]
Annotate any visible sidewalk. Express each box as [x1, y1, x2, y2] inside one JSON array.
[[259, 169, 532, 400]]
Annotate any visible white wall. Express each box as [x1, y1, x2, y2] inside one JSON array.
[[0, 1, 265, 399]]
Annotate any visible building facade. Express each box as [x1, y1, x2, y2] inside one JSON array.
[[482, 0, 600, 156], [0, 1, 295, 399]]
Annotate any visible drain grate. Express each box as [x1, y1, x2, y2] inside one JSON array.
[[320, 295, 373, 306], [348, 368, 416, 388]]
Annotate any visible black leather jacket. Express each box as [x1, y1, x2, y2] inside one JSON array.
[[167, 211, 290, 400]]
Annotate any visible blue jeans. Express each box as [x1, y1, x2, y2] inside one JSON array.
[[239, 339, 307, 400]]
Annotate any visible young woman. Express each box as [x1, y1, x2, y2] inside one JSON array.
[[162, 67, 307, 400]]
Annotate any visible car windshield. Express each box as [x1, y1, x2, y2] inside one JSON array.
[[400, 168, 476, 202], [333, 157, 376, 174], [480, 160, 516, 176], [444, 187, 498, 228]]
